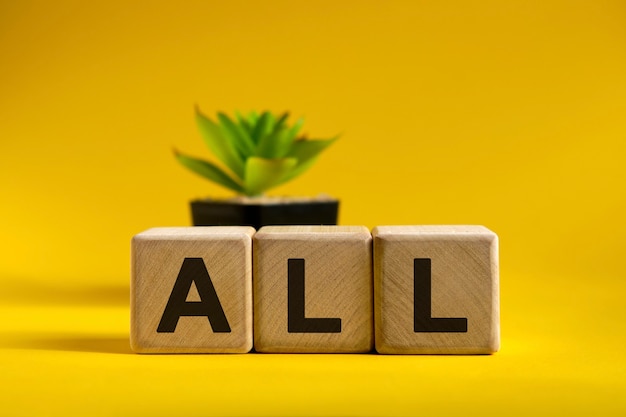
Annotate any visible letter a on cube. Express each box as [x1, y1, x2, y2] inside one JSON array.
[[373, 226, 500, 354], [254, 226, 373, 353], [131, 227, 254, 353]]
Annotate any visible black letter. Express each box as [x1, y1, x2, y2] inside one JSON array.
[[288, 258, 341, 333], [414, 258, 467, 332], [157, 258, 231, 333]]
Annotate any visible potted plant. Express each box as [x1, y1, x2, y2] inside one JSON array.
[[174, 106, 340, 229]]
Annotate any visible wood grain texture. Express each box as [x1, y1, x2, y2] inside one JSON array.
[[253, 226, 373, 353], [373, 226, 500, 354], [130, 227, 254, 353]]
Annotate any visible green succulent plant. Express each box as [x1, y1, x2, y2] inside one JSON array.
[[174, 107, 338, 197]]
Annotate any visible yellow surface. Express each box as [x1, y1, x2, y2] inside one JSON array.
[[1, 1, 625, 415]]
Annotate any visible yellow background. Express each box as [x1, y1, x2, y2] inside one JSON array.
[[1, 1, 625, 415]]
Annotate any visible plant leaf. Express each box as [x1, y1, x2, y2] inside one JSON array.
[[195, 106, 245, 180], [287, 137, 338, 166], [217, 112, 256, 157], [255, 112, 296, 158], [251, 111, 272, 145], [244, 157, 298, 196], [247, 111, 259, 125], [235, 110, 254, 136], [274, 156, 319, 186], [275, 137, 338, 185], [286, 117, 304, 142], [274, 112, 290, 131], [257, 125, 301, 159], [174, 150, 245, 193]]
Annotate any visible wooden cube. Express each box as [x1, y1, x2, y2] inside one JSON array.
[[253, 226, 373, 353], [373, 226, 499, 354], [130, 227, 254, 353]]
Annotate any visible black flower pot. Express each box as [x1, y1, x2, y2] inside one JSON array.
[[190, 196, 339, 229]]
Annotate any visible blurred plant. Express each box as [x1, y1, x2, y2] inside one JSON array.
[[174, 106, 338, 197]]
